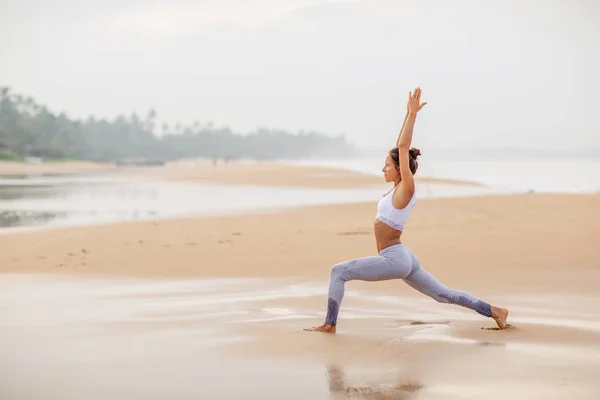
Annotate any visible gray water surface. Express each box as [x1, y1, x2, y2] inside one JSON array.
[[0, 171, 508, 231], [0, 171, 383, 230]]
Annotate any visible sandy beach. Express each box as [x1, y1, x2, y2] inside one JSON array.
[[0, 160, 116, 176], [150, 159, 485, 188], [1, 163, 599, 399]]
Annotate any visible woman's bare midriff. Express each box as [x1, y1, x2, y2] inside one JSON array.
[[374, 219, 402, 253]]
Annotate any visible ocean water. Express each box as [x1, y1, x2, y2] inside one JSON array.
[[0, 171, 500, 231], [1, 156, 597, 231], [0, 173, 376, 231]]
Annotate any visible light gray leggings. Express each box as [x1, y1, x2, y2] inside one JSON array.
[[325, 243, 492, 325]]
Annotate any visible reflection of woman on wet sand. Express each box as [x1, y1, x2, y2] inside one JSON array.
[[326, 364, 423, 399], [305, 88, 509, 333]]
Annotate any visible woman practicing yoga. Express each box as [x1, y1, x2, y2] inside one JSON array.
[[305, 87, 509, 333]]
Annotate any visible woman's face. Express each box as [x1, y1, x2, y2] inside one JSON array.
[[382, 154, 400, 183]]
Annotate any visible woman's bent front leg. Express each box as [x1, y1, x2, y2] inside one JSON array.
[[305, 252, 411, 332]]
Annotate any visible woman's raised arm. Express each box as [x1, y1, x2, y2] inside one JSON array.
[[393, 88, 427, 207]]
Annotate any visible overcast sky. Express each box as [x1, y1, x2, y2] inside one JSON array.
[[1, 0, 598, 152]]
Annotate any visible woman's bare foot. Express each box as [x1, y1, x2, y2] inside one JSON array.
[[491, 306, 509, 329], [303, 323, 336, 333]]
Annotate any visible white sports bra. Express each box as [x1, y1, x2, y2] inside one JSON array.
[[375, 185, 416, 231]]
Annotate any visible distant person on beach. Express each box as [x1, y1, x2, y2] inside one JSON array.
[[305, 88, 509, 333]]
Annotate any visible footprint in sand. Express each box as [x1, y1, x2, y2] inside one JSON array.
[[482, 323, 515, 331], [79, 249, 88, 266], [326, 365, 424, 398], [478, 341, 506, 347], [336, 230, 369, 236], [384, 320, 451, 330], [409, 320, 451, 326]]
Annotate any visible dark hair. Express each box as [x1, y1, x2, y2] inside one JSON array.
[[389, 147, 421, 175]]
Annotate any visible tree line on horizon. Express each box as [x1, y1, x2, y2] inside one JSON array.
[[0, 86, 356, 163]]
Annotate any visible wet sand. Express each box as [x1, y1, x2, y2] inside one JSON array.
[[1, 187, 599, 399], [1, 270, 599, 399]]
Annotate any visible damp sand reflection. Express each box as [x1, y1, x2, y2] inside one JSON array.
[[2, 274, 599, 399]]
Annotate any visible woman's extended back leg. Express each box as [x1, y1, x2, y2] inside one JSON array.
[[403, 262, 493, 318]]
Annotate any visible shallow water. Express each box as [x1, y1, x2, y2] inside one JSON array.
[[1, 274, 598, 399], [0, 170, 505, 231]]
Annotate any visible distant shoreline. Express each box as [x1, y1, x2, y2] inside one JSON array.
[[0, 160, 117, 176]]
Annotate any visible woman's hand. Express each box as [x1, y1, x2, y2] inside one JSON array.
[[407, 87, 427, 115], [396, 86, 426, 150]]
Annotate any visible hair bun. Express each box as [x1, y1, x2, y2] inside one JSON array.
[[409, 148, 421, 159]]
